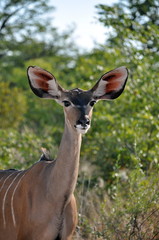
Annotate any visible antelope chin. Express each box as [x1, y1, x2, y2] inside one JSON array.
[[75, 125, 90, 134]]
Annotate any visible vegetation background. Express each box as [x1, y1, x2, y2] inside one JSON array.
[[0, 0, 159, 239]]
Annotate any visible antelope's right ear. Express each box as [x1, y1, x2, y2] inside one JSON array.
[[91, 66, 128, 100], [27, 66, 63, 99]]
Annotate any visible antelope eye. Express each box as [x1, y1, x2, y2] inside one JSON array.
[[63, 101, 71, 107], [89, 101, 96, 107]]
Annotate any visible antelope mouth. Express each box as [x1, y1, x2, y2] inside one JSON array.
[[74, 124, 90, 134]]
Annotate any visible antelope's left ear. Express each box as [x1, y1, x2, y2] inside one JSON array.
[[27, 66, 64, 99], [91, 66, 128, 100]]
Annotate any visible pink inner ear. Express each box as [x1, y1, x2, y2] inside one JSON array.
[[35, 70, 53, 80], [105, 80, 123, 92], [102, 73, 123, 93], [36, 78, 49, 91], [102, 72, 122, 81], [31, 69, 53, 91]]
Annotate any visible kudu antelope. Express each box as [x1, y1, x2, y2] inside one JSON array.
[[0, 66, 128, 240]]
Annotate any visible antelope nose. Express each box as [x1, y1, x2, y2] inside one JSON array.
[[77, 117, 90, 127]]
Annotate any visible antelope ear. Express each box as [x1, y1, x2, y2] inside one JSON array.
[[27, 66, 63, 99], [91, 66, 128, 100]]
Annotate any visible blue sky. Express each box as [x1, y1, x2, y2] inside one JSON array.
[[50, 0, 117, 50]]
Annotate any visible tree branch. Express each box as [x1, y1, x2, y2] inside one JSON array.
[[0, 7, 23, 33]]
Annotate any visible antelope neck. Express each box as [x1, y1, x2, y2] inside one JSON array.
[[57, 124, 82, 161], [52, 120, 82, 197]]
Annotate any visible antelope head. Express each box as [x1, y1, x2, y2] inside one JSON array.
[[27, 66, 128, 134]]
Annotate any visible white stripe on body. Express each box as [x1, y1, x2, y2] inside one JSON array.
[[11, 171, 27, 227], [0, 172, 16, 193], [0, 175, 6, 185], [2, 172, 22, 228]]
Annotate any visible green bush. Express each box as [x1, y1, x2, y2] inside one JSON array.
[[0, 127, 58, 170], [0, 82, 27, 128]]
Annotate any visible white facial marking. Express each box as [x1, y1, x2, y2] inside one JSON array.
[[75, 104, 87, 109], [75, 124, 90, 134]]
